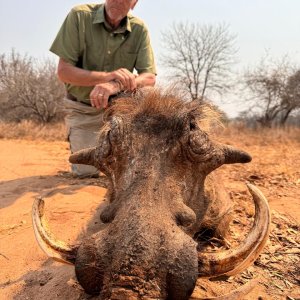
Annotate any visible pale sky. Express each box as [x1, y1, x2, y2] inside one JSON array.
[[0, 0, 299, 117]]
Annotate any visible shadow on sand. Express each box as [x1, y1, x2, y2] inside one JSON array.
[[0, 172, 108, 209], [1, 173, 109, 299]]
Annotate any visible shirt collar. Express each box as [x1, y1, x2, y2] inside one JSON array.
[[93, 4, 132, 33]]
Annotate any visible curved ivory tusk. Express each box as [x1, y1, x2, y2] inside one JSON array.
[[191, 277, 259, 300], [198, 183, 271, 277], [32, 197, 78, 264]]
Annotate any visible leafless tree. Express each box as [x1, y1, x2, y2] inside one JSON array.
[[0, 50, 65, 123], [280, 69, 300, 125], [242, 55, 300, 127], [161, 22, 236, 101]]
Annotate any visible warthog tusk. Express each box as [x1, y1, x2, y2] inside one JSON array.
[[32, 197, 78, 264], [198, 183, 270, 277]]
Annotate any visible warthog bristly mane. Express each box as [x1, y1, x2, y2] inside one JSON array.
[[103, 88, 221, 140]]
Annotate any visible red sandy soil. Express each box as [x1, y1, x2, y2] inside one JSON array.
[[0, 130, 299, 300]]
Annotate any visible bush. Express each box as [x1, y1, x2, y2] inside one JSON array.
[[0, 50, 65, 123], [0, 120, 66, 141]]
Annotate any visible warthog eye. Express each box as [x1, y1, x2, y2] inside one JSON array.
[[190, 119, 197, 131]]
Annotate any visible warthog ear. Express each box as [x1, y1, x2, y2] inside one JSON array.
[[69, 147, 98, 168]]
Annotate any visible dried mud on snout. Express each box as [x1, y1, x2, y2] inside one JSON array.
[[0, 133, 299, 300]]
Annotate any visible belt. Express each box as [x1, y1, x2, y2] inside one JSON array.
[[66, 93, 92, 106]]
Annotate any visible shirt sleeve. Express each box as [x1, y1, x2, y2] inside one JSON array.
[[135, 27, 157, 75], [49, 8, 82, 65]]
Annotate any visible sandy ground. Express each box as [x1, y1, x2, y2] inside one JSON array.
[[0, 132, 299, 300]]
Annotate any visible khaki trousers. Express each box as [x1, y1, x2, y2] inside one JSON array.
[[63, 98, 104, 177]]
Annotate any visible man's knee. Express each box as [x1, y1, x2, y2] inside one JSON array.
[[68, 127, 99, 177]]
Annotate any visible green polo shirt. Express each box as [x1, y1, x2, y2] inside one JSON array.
[[50, 3, 156, 102]]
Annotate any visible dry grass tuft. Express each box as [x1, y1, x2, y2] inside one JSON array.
[[0, 120, 66, 141], [0, 118, 299, 145], [220, 124, 300, 146]]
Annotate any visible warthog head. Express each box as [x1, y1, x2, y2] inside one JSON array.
[[32, 89, 270, 300]]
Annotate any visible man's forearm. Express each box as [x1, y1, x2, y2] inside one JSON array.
[[57, 58, 113, 86], [57, 58, 156, 90], [135, 73, 156, 88]]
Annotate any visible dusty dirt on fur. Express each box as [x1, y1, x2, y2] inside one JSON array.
[[0, 128, 299, 300]]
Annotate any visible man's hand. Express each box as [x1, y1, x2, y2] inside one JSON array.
[[109, 68, 137, 91], [90, 82, 119, 109]]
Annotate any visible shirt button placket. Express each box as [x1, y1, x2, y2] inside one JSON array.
[[107, 32, 114, 56], [104, 32, 113, 71]]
